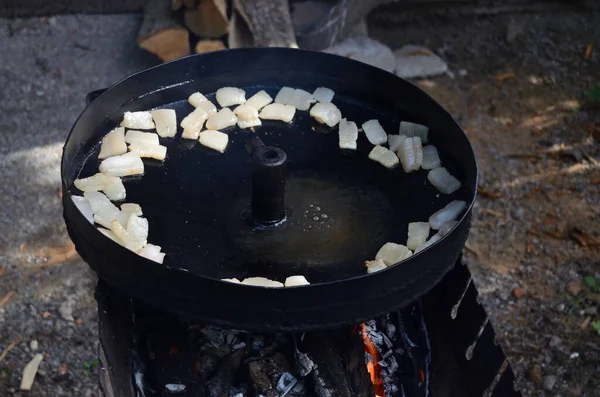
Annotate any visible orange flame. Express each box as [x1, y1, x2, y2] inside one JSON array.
[[360, 323, 385, 397]]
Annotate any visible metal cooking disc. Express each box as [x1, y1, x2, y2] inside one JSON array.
[[62, 49, 477, 331]]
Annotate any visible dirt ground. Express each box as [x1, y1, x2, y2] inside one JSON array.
[[0, 9, 599, 397]]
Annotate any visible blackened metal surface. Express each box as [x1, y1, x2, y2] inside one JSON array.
[[251, 145, 287, 224], [63, 48, 478, 331]]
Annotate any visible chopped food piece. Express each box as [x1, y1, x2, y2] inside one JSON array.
[[397, 137, 420, 172], [241, 277, 284, 288], [128, 142, 167, 161], [199, 130, 229, 153], [121, 203, 143, 216], [274, 86, 295, 104], [188, 92, 209, 107], [429, 200, 467, 229], [84, 191, 121, 228], [428, 167, 461, 194], [287, 89, 316, 111], [399, 121, 429, 143], [414, 234, 441, 253], [422, 145, 441, 170], [412, 136, 423, 168], [222, 278, 241, 283], [338, 118, 358, 150], [71, 195, 94, 223], [182, 129, 200, 140], [438, 220, 458, 236], [151, 109, 177, 138], [245, 90, 273, 110], [388, 134, 406, 152], [127, 214, 148, 245], [310, 102, 341, 127], [139, 243, 165, 264], [99, 152, 144, 177], [312, 87, 334, 103], [120, 111, 155, 130], [206, 108, 237, 130], [98, 227, 123, 245], [368, 145, 399, 168], [362, 119, 387, 145], [365, 259, 387, 273], [103, 176, 126, 201], [407, 222, 430, 251], [98, 127, 127, 159], [110, 220, 144, 253], [189, 93, 218, 116], [124, 130, 160, 145], [284, 275, 310, 287], [375, 242, 413, 266], [216, 87, 246, 107], [180, 107, 208, 135], [234, 104, 261, 129], [259, 103, 296, 123], [74, 173, 112, 192]]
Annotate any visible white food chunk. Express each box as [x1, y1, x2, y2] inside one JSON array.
[[151, 109, 177, 138], [222, 278, 241, 283], [74, 172, 112, 192], [129, 142, 167, 161], [397, 137, 419, 172], [103, 176, 126, 201], [84, 191, 121, 228], [127, 214, 148, 247], [110, 220, 145, 253], [284, 275, 310, 287], [216, 87, 246, 107], [310, 102, 341, 127], [413, 136, 423, 169], [188, 92, 209, 107], [188, 93, 218, 116], [99, 152, 144, 177], [120, 111, 155, 130], [407, 222, 430, 251], [234, 104, 261, 128], [368, 145, 399, 168], [245, 90, 273, 110], [422, 145, 441, 170], [259, 103, 296, 123], [124, 130, 160, 145], [121, 203, 143, 216], [98, 127, 127, 159], [375, 242, 412, 266], [428, 167, 461, 194], [241, 277, 284, 288], [98, 227, 122, 245], [199, 130, 229, 153], [399, 121, 429, 143], [388, 134, 406, 152], [312, 87, 334, 103], [274, 87, 295, 104], [438, 220, 458, 237], [180, 107, 208, 134], [365, 259, 387, 273], [362, 119, 387, 145], [414, 233, 441, 253], [287, 89, 316, 111], [429, 200, 467, 230], [71, 195, 93, 223], [206, 108, 237, 130], [139, 244, 165, 264], [338, 118, 358, 150], [182, 129, 200, 140]]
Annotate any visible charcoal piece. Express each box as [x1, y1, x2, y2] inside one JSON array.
[[204, 349, 246, 397], [247, 352, 294, 397], [194, 347, 221, 382], [301, 330, 374, 397]]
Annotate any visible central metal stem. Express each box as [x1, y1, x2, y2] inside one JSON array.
[[247, 137, 287, 225]]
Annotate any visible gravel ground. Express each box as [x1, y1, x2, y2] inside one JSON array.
[[1, 10, 599, 397]]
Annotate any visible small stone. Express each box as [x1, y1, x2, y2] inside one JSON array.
[[549, 336, 561, 348], [584, 306, 597, 315], [566, 280, 583, 297], [512, 287, 526, 299], [527, 364, 542, 384], [59, 297, 76, 322], [543, 375, 557, 391], [557, 303, 565, 312], [29, 340, 38, 351]]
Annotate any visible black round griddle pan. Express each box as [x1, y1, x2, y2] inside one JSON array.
[[62, 48, 477, 332]]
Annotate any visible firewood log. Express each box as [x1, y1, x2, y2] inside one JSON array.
[[184, 0, 228, 38], [195, 39, 226, 53], [138, 0, 191, 62], [231, 0, 297, 47]]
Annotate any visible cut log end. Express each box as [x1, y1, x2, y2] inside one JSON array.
[[195, 39, 226, 53], [139, 28, 191, 62]]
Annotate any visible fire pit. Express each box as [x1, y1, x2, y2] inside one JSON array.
[[61, 48, 520, 396]]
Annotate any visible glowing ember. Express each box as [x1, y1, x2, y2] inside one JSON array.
[[361, 323, 385, 397]]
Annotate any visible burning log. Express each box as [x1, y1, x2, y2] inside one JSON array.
[[247, 352, 294, 397]]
